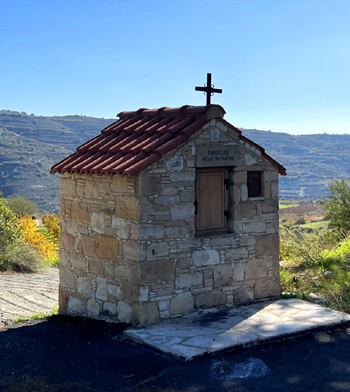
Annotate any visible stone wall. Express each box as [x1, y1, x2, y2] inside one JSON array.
[[133, 119, 280, 323], [59, 173, 142, 323], [58, 118, 281, 326]]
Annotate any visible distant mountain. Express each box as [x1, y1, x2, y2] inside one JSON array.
[[0, 110, 349, 213]]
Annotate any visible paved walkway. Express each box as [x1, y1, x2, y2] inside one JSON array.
[[126, 299, 350, 359], [0, 267, 59, 329]]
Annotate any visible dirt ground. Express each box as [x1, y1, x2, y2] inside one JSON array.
[[1, 316, 350, 392]]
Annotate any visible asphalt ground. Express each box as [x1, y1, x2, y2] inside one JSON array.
[[1, 315, 350, 392]]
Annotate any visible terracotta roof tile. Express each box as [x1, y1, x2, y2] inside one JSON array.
[[51, 104, 286, 177]]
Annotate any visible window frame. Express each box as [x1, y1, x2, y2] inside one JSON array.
[[247, 171, 263, 198]]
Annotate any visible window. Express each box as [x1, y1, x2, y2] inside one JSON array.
[[247, 171, 262, 198], [195, 168, 228, 235]]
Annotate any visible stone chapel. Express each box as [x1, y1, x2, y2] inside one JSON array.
[[51, 104, 286, 326]]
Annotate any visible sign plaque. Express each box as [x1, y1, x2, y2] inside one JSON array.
[[196, 144, 239, 167]]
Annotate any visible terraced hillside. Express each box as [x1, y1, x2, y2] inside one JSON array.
[[0, 111, 114, 213]]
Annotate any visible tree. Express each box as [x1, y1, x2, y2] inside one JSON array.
[[0, 194, 19, 254], [7, 196, 38, 216], [323, 179, 350, 231]]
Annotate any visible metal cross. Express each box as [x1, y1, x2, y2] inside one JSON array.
[[195, 73, 222, 105]]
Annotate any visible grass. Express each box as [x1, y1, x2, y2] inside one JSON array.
[[280, 227, 350, 313], [279, 204, 297, 209], [299, 220, 330, 234], [12, 305, 59, 324]]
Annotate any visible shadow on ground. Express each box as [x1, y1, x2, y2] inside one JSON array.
[[1, 316, 350, 392]]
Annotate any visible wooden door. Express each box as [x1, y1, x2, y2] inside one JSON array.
[[195, 168, 227, 234]]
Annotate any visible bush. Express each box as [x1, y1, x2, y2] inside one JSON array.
[[323, 179, 350, 231], [19, 216, 58, 265], [42, 213, 60, 243], [0, 194, 19, 249], [7, 195, 38, 216], [0, 242, 43, 272]]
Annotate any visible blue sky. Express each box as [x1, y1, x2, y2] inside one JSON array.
[[1, 0, 349, 135]]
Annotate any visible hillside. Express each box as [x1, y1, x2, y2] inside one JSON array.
[[0, 110, 114, 213], [0, 110, 349, 213]]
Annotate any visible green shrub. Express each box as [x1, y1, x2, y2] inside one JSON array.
[[7, 195, 38, 216], [323, 179, 350, 231], [0, 242, 43, 273]]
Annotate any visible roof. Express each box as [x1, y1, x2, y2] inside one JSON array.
[[51, 105, 286, 177]]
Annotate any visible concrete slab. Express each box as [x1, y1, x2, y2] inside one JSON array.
[[125, 299, 350, 359]]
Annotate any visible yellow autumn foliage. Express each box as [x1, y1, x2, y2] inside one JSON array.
[[42, 213, 60, 242], [19, 216, 58, 263]]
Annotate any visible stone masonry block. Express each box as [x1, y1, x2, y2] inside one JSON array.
[[233, 286, 254, 306], [91, 212, 105, 234], [141, 174, 162, 195], [154, 196, 176, 205], [60, 267, 77, 290], [117, 301, 132, 323], [140, 224, 164, 240], [111, 175, 129, 194], [96, 236, 119, 261], [81, 235, 97, 257], [115, 264, 132, 279], [245, 258, 269, 280], [59, 233, 76, 251], [107, 284, 122, 298], [102, 302, 118, 318], [255, 234, 279, 257], [139, 286, 149, 302], [195, 290, 226, 308], [89, 259, 104, 275], [234, 203, 257, 220], [233, 263, 245, 281], [165, 226, 188, 239], [171, 204, 194, 220], [213, 264, 233, 288], [241, 184, 248, 201], [255, 277, 281, 299], [210, 128, 220, 142], [68, 297, 86, 315], [133, 302, 159, 326], [77, 276, 91, 297], [169, 292, 194, 316], [264, 170, 278, 182], [62, 221, 79, 236], [271, 181, 278, 198], [243, 221, 266, 233], [84, 180, 100, 199], [61, 178, 76, 196], [87, 300, 100, 318], [192, 249, 219, 267], [170, 172, 195, 183], [233, 171, 247, 184], [115, 195, 140, 220], [59, 285, 69, 314], [166, 156, 184, 172], [261, 198, 278, 213], [71, 201, 91, 224], [176, 272, 203, 289], [140, 260, 175, 284], [96, 277, 107, 301], [146, 242, 169, 259]]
